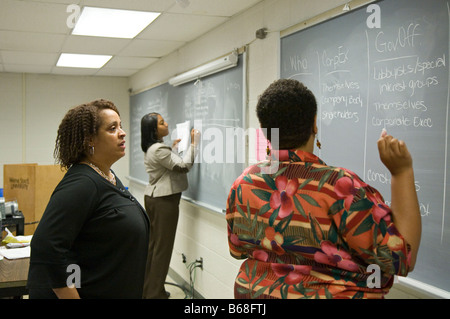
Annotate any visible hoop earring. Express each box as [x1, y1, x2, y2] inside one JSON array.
[[266, 142, 271, 156], [89, 145, 95, 155]]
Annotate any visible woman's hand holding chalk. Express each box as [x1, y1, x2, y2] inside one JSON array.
[[377, 128, 412, 176]]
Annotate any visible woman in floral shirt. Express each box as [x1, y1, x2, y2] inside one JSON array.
[[226, 79, 421, 299]]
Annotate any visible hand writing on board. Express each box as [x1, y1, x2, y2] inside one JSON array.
[[377, 129, 413, 176], [191, 128, 201, 146]]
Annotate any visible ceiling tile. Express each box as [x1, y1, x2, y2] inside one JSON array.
[[3, 64, 53, 74], [0, 0, 72, 34], [30, 0, 76, 4], [82, 0, 174, 12], [94, 68, 139, 77], [119, 39, 185, 58], [106, 56, 158, 69], [62, 35, 131, 55], [0, 0, 264, 76], [0, 31, 65, 53], [51, 66, 98, 76], [167, 0, 261, 16], [1, 50, 58, 65], [137, 13, 228, 42]]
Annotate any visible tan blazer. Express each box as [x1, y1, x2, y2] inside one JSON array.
[[144, 142, 197, 198]]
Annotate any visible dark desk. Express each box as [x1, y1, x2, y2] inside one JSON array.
[[0, 257, 29, 298], [2, 213, 25, 236]]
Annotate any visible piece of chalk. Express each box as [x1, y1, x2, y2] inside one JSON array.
[[381, 128, 387, 137]]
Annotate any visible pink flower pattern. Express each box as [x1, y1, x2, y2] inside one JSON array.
[[272, 264, 312, 285], [227, 149, 410, 299], [334, 176, 361, 211], [314, 241, 359, 272], [269, 176, 299, 218]]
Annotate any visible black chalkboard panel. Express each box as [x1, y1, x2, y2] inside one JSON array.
[[281, 0, 449, 293], [129, 55, 245, 213]]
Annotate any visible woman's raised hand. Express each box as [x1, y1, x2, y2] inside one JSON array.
[[377, 128, 413, 176]]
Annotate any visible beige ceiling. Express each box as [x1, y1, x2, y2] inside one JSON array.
[[0, 0, 263, 77]]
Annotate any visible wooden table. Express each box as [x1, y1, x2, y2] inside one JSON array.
[[0, 257, 29, 298]]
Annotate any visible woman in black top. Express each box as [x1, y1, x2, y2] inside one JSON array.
[[27, 99, 150, 299]]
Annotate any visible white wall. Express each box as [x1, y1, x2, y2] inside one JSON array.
[[0, 73, 130, 188]]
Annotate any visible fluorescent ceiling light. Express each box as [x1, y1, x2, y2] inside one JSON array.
[[57, 53, 112, 68], [72, 7, 160, 39], [169, 52, 239, 86]]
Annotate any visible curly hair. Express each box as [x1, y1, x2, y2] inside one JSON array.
[[54, 99, 120, 170], [256, 79, 317, 149]]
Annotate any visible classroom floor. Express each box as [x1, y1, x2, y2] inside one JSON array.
[[164, 274, 189, 299]]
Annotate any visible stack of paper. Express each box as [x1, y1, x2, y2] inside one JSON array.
[[0, 246, 30, 259], [176, 121, 191, 154]]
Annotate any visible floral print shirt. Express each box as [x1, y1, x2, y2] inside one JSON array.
[[226, 149, 411, 299]]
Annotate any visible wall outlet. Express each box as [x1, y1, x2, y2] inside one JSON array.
[[196, 257, 203, 270]]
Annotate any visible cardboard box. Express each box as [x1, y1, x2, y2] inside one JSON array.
[[3, 164, 65, 235]]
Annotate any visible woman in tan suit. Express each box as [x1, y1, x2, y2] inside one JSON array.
[[141, 112, 199, 299]]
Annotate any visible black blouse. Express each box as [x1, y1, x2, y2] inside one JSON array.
[[27, 164, 150, 299]]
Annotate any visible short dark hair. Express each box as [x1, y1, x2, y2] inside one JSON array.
[[141, 112, 161, 153], [54, 99, 120, 170], [256, 79, 317, 149]]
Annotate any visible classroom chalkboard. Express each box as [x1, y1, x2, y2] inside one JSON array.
[[129, 55, 245, 213], [280, 0, 450, 293]]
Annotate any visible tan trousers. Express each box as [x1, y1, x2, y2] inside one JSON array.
[[143, 193, 181, 299]]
